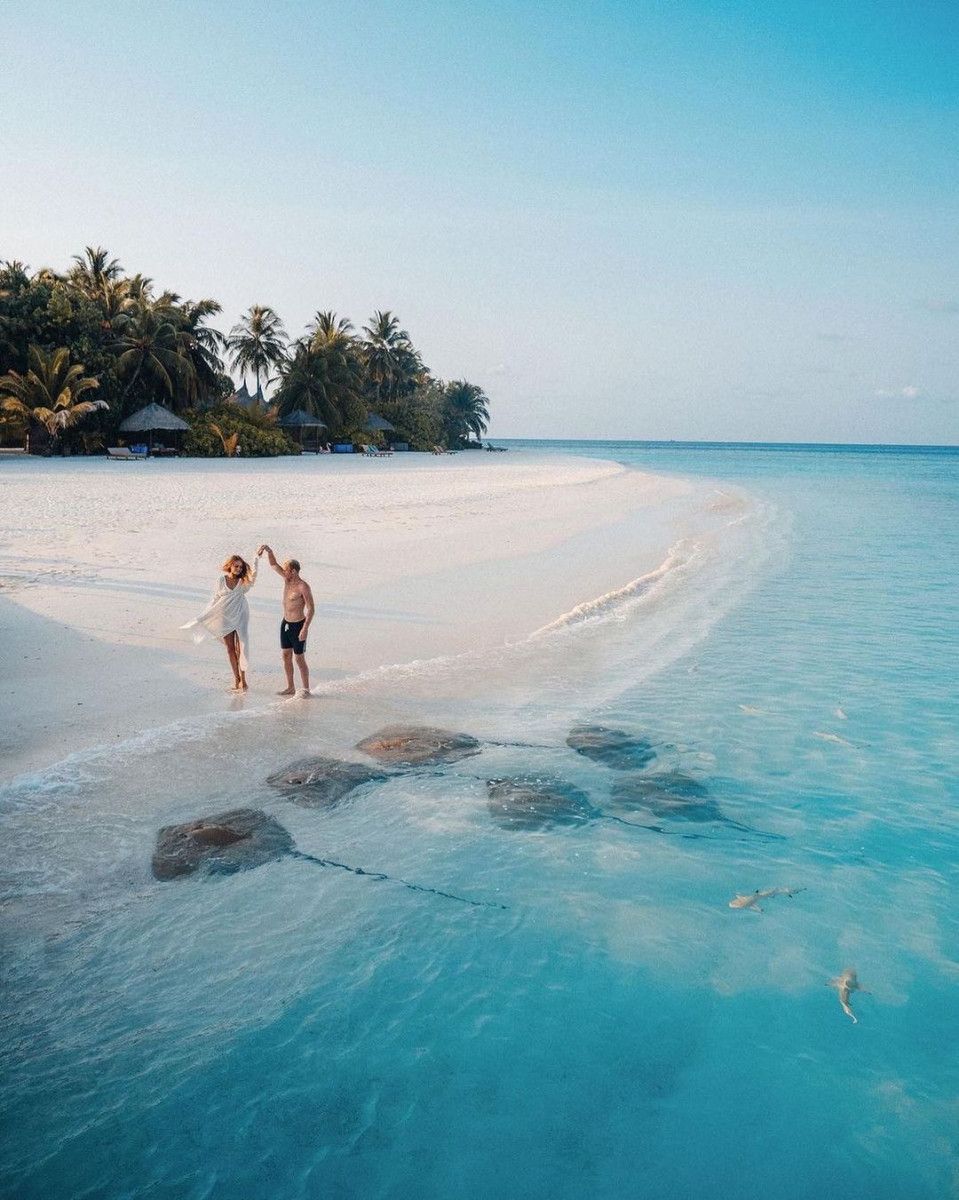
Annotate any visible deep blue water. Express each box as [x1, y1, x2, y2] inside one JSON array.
[[1, 441, 957, 1199]]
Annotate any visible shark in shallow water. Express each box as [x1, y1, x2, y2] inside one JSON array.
[[829, 968, 869, 1024], [813, 731, 855, 748], [728, 886, 805, 912]]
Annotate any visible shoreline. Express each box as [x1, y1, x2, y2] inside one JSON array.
[[0, 451, 711, 781]]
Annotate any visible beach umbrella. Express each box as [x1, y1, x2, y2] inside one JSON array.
[[119, 402, 190, 452], [365, 412, 396, 433], [277, 409, 327, 451], [277, 409, 326, 429]]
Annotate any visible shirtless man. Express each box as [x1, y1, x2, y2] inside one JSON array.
[[257, 545, 315, 696]]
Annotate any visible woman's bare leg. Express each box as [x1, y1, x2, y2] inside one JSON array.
[[235, 633, 248, 689], [224, 633, 241, 689]]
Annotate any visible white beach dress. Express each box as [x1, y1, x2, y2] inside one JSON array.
[[182, 557, 258, 671]]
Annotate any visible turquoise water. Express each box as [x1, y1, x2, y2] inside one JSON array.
[[2, 442, 957, 1199]]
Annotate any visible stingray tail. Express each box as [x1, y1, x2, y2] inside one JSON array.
[[290, 851, 508, 910], [724, 818, 787, 841], [599, 813, 710, 841], [485, 740, 557, 750]]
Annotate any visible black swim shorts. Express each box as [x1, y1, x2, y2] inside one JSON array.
[[280, 619, 306, 654]]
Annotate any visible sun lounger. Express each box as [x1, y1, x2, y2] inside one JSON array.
[[363, 444, 392, 457], [107, 446, 147, 461]]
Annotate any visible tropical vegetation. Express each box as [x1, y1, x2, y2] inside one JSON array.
[[0, 248, 492, 453], [0, 345, 107, 442]]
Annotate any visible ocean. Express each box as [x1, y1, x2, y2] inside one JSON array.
[[1, 440, 957, 1199]]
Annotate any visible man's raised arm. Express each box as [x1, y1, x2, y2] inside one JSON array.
[[258, 544, 287, 578]]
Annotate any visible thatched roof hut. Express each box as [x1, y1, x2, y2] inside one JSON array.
[[119, 403, 190, 434], [278, 410, 327, 452], [277, 410, 326, 429], [365, 412, 396, 433]]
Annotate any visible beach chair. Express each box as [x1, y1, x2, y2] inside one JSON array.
[[107, 446, 146, 461], [363, 444, 392, 457]]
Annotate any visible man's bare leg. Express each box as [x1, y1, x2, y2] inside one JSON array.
[[224, 633, 242, 690], [277, 648, 296, 696], [295, 653, 310, 696]]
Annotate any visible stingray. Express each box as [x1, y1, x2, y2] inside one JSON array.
[[356, 725, 481, 767], [485, 775, 713, 840], [566, 725, 658, 770], [151, 807, 505, 909], [486, 776, 598, 830], [266, 756, 388, 808], [607, 772, 780, 838], [152, 808, 293, 880]]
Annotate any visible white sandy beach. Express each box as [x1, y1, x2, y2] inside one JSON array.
[[0, 451, 706, 780]]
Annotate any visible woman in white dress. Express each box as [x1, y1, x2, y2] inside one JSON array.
[[182, 552, 259, 690]]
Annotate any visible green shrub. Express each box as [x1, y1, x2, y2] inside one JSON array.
[[182, 405, 300, 457]]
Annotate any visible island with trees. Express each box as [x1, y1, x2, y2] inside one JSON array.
[[0, 248, 491, 455]]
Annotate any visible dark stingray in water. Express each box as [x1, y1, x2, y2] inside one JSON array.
[[266, 756, 388, 808], [486, 776, 598, 830], [152, 808, 293, 880], [608, 772, 767, 835], [152, 807, 505, 908], [485, 772, 778, 844], [566, 725, 658, 770], [356, 725, 481, 767]]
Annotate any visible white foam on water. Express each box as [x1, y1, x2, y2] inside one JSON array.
[[529, 539, 700, 635]]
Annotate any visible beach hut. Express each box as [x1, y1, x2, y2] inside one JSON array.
[[278, 409, 327, 452], [365, 412, 396, 434], [119, 402, 190, 455], [365, 411, 400, 449]]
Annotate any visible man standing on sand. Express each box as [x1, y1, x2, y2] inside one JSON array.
[[257, 545, 315, 697]]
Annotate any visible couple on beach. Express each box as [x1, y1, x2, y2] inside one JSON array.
[[182, 545, 314, 696]]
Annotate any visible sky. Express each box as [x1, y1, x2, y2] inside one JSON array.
[[1, 0, 957, 443]]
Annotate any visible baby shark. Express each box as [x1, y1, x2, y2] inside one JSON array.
[[829, 968, 869, 1024], [728, 886, 805, 912], [813, 731, 855, 748]]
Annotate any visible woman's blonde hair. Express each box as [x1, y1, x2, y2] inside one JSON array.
[[222, 554, 252, 582]]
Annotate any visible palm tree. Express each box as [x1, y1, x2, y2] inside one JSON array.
[[209, 423, 240, 457], [69, 246, 123, 299], [0, 260, 30, 296], [308, 310, 354, 340], [361, 311, 428, 422], [361, 311, 408, 402], [110, 298, 192, 411], [443, 380, 490, 446], [0, 346, 106, 441], [126, 273, 154, 302], [88, 276, 138, 330], [0, 261, 32, 365], [176, 298, 226, 407], [226, 305, 287, 395], [275, 334, 366, 433]]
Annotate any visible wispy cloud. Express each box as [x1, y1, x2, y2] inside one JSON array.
[[874, 385, 922, 400]]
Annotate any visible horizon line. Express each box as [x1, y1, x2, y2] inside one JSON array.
[[494, 436, 959, 451]]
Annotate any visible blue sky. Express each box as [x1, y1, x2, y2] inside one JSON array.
[[2, 0, 957, 442]]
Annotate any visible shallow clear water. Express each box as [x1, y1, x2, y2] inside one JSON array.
[[2, 442, 957, 1199]]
